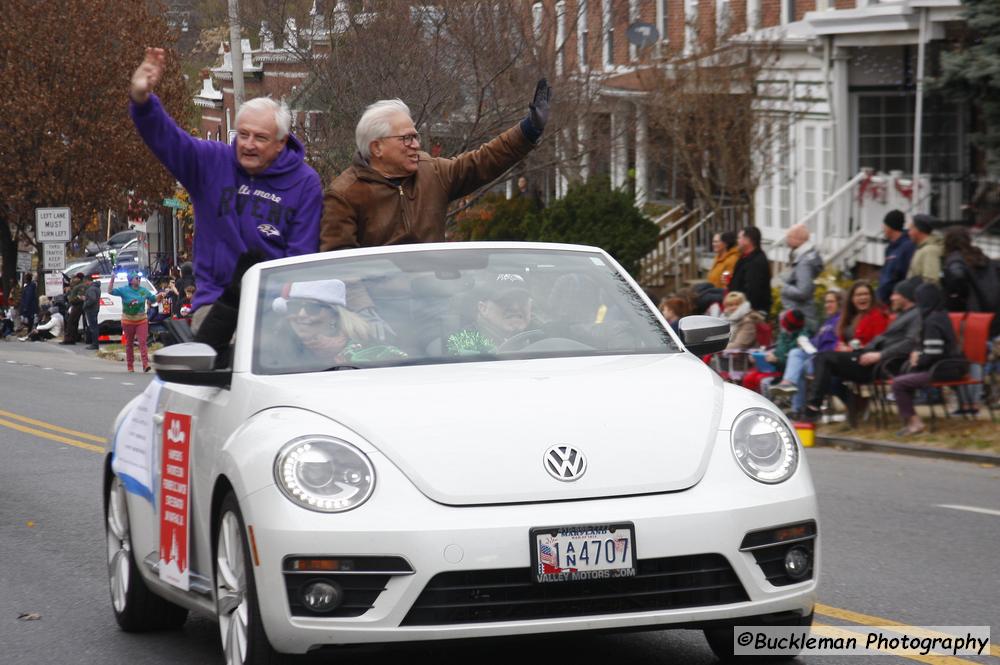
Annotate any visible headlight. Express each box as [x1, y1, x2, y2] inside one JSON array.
[[730, 409, 799, 484], [274, 437, 375, 512]]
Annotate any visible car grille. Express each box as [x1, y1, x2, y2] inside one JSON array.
[[402, 553, 748, 626]]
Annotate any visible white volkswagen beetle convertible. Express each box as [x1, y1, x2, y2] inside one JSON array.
[[104, 242, 817, 664]]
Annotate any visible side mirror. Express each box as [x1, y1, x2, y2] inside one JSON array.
[[152, 343, 231, 388], [679, 315, 730, 356]]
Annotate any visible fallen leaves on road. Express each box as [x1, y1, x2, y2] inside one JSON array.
[[17, 612, 41, 621]]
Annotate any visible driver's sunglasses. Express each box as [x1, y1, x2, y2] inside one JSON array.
[[287, 298, 337, 317], [383, 132, 420, 147]]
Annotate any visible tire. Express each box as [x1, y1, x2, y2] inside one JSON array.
[[105, 474, 188, 631], [703, 611, 814, 662], [215, 492, 285, 665]]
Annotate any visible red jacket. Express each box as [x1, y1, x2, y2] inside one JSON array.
[[853, 308, 889, 347]]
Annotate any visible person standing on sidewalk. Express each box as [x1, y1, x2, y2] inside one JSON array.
[[108, 271, 156, 372], [19, 273, 37, 332], [779, 224, 824, 331], [728, 227, 772, 315], [60, 272, 87, 345], [82, 275, 101, 349]]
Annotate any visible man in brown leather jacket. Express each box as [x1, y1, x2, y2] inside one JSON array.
[[320, 80, 552, 251]]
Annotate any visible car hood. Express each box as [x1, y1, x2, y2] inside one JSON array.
[[256, 354, 725, 506]]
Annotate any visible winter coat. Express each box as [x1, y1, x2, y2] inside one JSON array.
[[911, 285, 966, 379], [941, 251, 1000, 336], [36, 312, 64, 338], [772, 329, 800, 368], [728, 248, 772, 314], [877, 234, 915, 304], [83, 282, 101, 313], [842, 307, 890, 348], [780, 241, 823, 329], [320, 123, 536, 252], [19, 281, 37, 318], [907, 233, 944, 283], [811, 313, 841, 353], [707, 246, 740, 288], [110, 283, 156, 323], [864, 305, 921, 360], [130, 95, 322, 312], [725, 301, 764, 350]]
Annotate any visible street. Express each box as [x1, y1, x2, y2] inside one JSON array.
[[1, 341, 998, 665]]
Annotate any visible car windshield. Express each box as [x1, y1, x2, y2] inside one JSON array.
[[253, 247, 679, 374]]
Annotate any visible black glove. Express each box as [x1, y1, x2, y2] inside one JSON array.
[[194, 251, 262, 365], [529, 79, 552, 133]]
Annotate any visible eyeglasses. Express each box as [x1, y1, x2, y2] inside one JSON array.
[[382, 132, 420, 147], [287, 298, 337, 317]]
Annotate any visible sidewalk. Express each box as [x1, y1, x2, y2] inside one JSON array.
[[808, 406, 999, 465]]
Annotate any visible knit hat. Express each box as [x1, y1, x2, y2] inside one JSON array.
[[893, 277, 921, 303], [883, 209, 905, 232], [780, 309, 806, 332], [911, 213, 936, 235], [272, 279, 347, 313]]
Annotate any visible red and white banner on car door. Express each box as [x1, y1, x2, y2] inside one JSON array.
[[159, 412, 192, 591]]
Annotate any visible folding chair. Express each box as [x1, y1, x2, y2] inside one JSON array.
[[924, 312, 996, 427]]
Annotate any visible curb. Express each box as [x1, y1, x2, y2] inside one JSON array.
[[814, 435, 1000, 465]]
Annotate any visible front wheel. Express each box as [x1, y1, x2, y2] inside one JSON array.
[[703, 611, 814, 662], [105, 474, 188, 631], [215, 493, 284, 665]]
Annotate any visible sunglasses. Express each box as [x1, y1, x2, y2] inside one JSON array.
[[287, 298, 337, 317]]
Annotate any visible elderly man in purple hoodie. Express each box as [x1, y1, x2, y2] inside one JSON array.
[[129, 47, 322, 345]]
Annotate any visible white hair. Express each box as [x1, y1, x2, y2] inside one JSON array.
[[355, 99, 412, 160], [236, 97, 292, 140]]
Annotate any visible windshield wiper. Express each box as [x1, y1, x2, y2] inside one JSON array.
[[323, 364, 361, 372]]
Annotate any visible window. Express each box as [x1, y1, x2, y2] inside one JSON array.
[[602, 0, 614, 69], [577, 0, 589, 72], [854, 93, 961, 176]]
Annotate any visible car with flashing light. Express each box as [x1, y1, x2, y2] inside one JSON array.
[[103, 242, 818, 665]]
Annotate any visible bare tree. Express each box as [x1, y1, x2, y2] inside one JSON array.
[[0, 0, 190, 302], [640, 33, 788, 216]]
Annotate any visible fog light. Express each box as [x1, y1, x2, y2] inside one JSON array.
[[784, 546, 811, 580], [301, 580, 342, 612]]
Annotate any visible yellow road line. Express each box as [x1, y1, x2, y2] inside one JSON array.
[[0, 417, 105, 454], [0, 409, 107, 443], [812, 623, 988, 665], [817, 604, 999, 658]]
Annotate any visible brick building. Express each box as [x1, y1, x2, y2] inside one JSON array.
[[526, 0, 990, 266]]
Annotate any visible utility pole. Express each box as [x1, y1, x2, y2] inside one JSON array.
[[227, 0, 245, 112]]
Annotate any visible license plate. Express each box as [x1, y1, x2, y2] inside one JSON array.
[[530, 523, 637, 583]]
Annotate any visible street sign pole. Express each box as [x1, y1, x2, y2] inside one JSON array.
[[172, 208, 178, 267]]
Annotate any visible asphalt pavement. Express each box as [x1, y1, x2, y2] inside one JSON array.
[[1, 340, 997, 665]]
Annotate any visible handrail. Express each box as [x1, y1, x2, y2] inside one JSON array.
[[800, 169, 870, 228], [824, 231, 877, 268], [667, 210, 716, 255], [659, 208, 698, 240], [651, 203, 685, 229]]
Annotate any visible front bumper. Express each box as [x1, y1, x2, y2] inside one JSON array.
[[241, 432, 818, 654]]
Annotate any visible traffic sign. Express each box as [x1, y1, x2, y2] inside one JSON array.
[[35, 207, 72, 242], [16, 251, 32, 273], [162, 197, 187, 209], [627, 22, 659, 48], [43, 243, 66, 271], [44, 273, 64, 298]]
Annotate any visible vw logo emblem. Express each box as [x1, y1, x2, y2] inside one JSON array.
[[544, 445, 587, 482]]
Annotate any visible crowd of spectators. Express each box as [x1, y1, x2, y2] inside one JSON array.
[[659, 211, 1000, 432]]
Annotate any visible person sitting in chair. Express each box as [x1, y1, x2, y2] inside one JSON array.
[[802, 278, 923, 422]]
